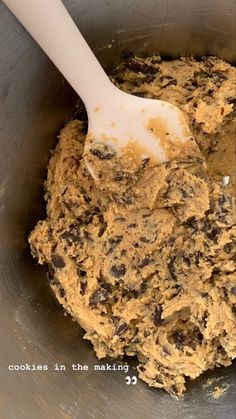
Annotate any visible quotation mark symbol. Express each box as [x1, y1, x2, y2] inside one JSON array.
[[125, 376, 137, 385]]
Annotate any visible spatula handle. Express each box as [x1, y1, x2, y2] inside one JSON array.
[[3, 0, 114, 111]]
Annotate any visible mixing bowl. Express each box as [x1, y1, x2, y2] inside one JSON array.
[[0, 1, 235, 418]]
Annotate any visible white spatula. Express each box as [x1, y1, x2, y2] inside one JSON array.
[[3, 0, 199, 179]]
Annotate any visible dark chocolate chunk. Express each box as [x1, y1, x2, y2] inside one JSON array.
[[115, 322, 128, 336], [207, 227, 220, 241], [155, 376, 163, 384], [218, 195, 227, 205], [140, 236, 151, 243], [153, 305, 163, 326], [113, 172, 124, 181], [227, 96, 236, 105], [52, 254, 65, 269], [61, 224, 82, 245], [125, 57, 156, 74], [231, 287, 236, 295], [139, 282, 148, 294], [114, 76, 124, 85], [142, 157, 150, 166], [144, 73, 156, 83], [90, 143, 116, 160], [106, 236, 123, 254], [167, 257, 177, 280], [89, 287, 109, 307], [115, 217, 126, 222], [223, 243, 234, 253], [194, 251, 203, 265], [111, 264, 126, 278], [142, 213, 152, 218], [134, 92, 147, 98], [167, 236, 175, 247], [50, 277, 66, 298], [180, 188, 190, 198], [183, 255, 191, 267], [172, 331, 184, 349], [77, 268, 87, 295], [80, 277, 87, 295], [138, 257, 152, 269]]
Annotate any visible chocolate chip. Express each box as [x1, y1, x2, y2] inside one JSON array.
[[172, 331, 184, 349], [223, 243, 233, 253], [80, 277, 87, 295], [61, 224, 82, 245], [125, 58, 156, 74], [207, 227, 220, 241], [218, 195, 227, 206], [111, 264, 126, 278], [183, 255, 191, 267], [139, 282, 148, 294], [167, 237, 175, 247], [140, 236, 150, 243], [142, 213, 152, 218], [113, 172, 124, 181], [90, 143, 116, 160], [180, 188, 190, 198], [114, 76, 124, 85], [76, 268, 87, 295], [50, 277, 66, 298], [52, 255, 65, 269], [115, 322, 128, 336], [100, 282, 113, 293], [227, 96, 236, 105], [89, 287, 109, 307], [167, 257, 177, 280], [142, 157, 150, 166], [106, 236, 123, 254], [155, 376, 163, 384], [115, 217, 126, 222], [127, 223, 137, 228], [144, 73, 156, 83], [153, 305, 163, 326], [133, 92, 146, 98], [138, 257, 152, 268], [231, 287, 236, 295]]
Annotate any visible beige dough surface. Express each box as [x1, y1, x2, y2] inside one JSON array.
[[29, 55, 236, 396]]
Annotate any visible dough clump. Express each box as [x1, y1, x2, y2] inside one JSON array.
[[29, 55, 236, 396]]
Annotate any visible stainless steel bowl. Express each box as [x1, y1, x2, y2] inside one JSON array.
[[0, 1, 235, 418]]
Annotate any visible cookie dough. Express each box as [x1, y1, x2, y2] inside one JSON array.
[[29, 55, 236, 396]]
